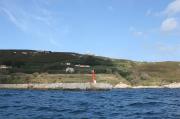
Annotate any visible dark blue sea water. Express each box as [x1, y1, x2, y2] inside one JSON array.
[[0, 89, 180, 119]]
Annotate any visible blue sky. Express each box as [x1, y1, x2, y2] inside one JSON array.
[[0, 0, 180, 61]]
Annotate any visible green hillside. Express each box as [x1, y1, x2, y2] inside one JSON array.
[[0, 50, 113, 73], [0, 50, 179, 86]]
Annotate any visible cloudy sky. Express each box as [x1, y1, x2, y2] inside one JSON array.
[[0, 0, 180, 61]]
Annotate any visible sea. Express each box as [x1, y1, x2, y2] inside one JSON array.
[[0, 89, 180, 119]]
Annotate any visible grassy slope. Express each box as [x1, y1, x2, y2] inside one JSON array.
[[0, 50, 180, 85], [113, 60, 180, 86]]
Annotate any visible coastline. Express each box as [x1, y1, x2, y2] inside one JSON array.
[[0, 82, 180, 90], [115, 82, 180, 89]]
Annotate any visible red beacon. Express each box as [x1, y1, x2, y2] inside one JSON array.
[[92, 69, 96, 83]]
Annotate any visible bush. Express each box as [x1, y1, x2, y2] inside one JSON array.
[[33, 72, 39, 77], [115, 68, 131, 78]]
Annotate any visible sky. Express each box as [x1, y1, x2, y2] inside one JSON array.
[[0, 0, 180, 61]]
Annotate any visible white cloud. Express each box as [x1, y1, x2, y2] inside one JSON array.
[[161, 17, 178, 32], [0, 0, 67, 48], [133, 31, 144, 36], [129, 26, 145, 37], [0, 1, 54, 32], [0, 7, 28, 31], [146, 8, 162, 17], [155, 0, 180, 33], [164, 0, 180, 16]]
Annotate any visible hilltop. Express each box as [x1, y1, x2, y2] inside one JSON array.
[[0, 49, 180, 86]]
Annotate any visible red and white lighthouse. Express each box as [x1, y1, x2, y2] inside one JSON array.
[[92, 69, 96, 83]]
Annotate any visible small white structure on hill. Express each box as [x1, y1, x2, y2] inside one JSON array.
[[66, 62, 71, 66], [22, 52, 28, 55], [0, 65, 12, 73], [75, 64, 90, 68], [66, 67, 74, 73], [0, 65, 11, 69]]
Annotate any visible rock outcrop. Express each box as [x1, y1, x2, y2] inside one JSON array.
[[163, 83, 180, 88], [114, 82, 131, 88]]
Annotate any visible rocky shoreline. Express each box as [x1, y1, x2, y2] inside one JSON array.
[[114, 82, 180, 89]]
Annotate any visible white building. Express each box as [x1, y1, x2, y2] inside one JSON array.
[[75, 64, 90, 68], [65, 67, 74, 73], [66, 62, 71, 66], [0, 65, 8, 69]]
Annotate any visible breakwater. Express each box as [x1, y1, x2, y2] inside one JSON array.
[[0, 83, 113, 90]]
